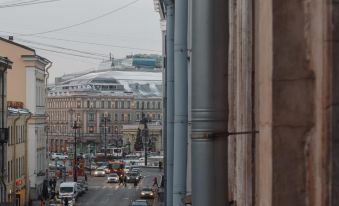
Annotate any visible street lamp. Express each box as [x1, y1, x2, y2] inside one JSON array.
[[72, 119, 81, 182], [103, 112, 109, 161], [138, 112, 148, 167]]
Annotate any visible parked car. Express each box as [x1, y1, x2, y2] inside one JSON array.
[[107, 173, 119, 183], [140, 187, 155, 199], [93, 168, 106, 177], [59, 182, 78, 200], [51, 153, 68, 160], [78, 180, 88, 190], [77, 182, 85, 196], [131, 199, 149, 206]]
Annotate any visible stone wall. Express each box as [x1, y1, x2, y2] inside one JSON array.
[[229, 0, 337, 205]]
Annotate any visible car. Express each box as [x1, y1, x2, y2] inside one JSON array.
[[93, 168, 106, 177], [59, 182, 78, 200], [77, 179, 88, 191], [77, 182, 85, 196], [131, 167, 142, 173], [126, 172, 140, 183], [131, 199, 149, 206], [79, 180, 88, 190], [131, 168, 142, 179], [51, 153, 68, 160], [140, 187, 155, 199], [107, 173, 119, 183]]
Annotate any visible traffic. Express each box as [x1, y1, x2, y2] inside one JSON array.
[[46, 149, 164, 206]]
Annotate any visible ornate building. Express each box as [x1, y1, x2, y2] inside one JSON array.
[[47, 68, 163, 154]]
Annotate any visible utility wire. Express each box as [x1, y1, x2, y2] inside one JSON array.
[[19, 0, 140, 36], [0, 0, 62, 8], [14, 37, 109, 58], [0, 30, 161, 52], [29, 35, 161, 52], [27, 46, 105, 60]]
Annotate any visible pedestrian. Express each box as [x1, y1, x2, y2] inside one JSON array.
[[85, 173, 88, 182], [40, 197, 45, 206], [52, 178, 57, 190], [153, 176, 158, 187], [119, 175, 123, 185], [123, 175, 127, 187], [64, 197, 69, 206], [49, 179, 53, 188], [158, 161, 162, 171]]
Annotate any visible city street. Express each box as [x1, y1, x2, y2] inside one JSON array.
[[77, 168, 162, 206]]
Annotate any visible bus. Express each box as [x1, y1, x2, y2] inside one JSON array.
[[107, 161, 125, 176]]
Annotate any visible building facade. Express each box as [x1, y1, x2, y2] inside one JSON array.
[[6, 107, 30, 206], [0, 57, 11, 203], [0, 37, 51, 201], [47, 69, 163, 155], [158, 0, 339, 205]]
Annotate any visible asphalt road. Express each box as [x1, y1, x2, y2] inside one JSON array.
[[75, 168, 163, 206]]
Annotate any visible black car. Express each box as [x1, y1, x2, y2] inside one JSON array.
[[126, 172, 140, 183]]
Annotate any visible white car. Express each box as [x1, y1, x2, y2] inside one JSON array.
[[93, 168, 106, 177], [107, 173, 119, 183], [51, 153, 68, 160]]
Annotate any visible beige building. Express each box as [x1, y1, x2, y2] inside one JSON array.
[[47, 69, 163, 154], [6, 107, 30, 206], [0, 37, 51, 201]]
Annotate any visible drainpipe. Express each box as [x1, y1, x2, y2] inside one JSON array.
[[191, 0, 229, 205], [173, 0, 188, 205], [164, 0, 175, 205], [44, 61, 52, 157], [11, 113, 21, 203], [24, 113, 32, 205]]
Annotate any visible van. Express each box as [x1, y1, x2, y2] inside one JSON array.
[[59, 182, 78, 200]]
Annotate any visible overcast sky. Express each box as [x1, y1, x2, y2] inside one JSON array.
[[0, 0, 162, 83]]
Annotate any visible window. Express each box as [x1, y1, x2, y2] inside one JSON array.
[[127, 101, 130, 109], [108, 101, 111, 109], [121, 101, 124, 109], [88, 113, 95, 121], [101, 100, 104, 108], [152, 102, 155, 109], [128, 113, 131, 121], [87, 100, 90, 108], [93, 101, 96, 108], [136, 113, 140, 120], [136, 101, 140, 109], [114, 113, 118, 121], [147, 102, 150, 109], [115, 101, 118, 109], [121, 114, 124, 121]]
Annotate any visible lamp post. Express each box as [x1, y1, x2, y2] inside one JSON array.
[[72, 120, 80, 182], [139, 112, 148, 167], [103, 112, 109, 161]]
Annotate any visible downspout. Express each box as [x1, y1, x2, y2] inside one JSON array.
[[173, 0, 188, 205], [164, 0, 175, 205], [45, 61, 52, 156], [24, 113, 32, 205], [191, 0, 229, 205], [11, 113, 21, 203]]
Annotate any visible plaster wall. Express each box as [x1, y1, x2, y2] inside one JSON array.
[[0, 40, 34, 106]]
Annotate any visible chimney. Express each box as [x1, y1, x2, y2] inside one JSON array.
[[8, 36, 13, 41]]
